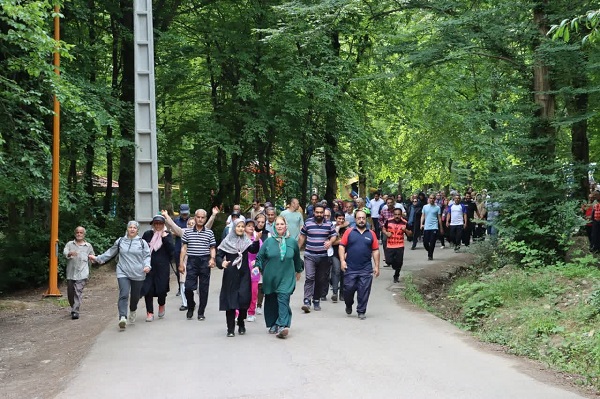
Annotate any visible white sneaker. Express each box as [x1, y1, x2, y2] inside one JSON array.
[[119, 316, 127, 329], [440, 245, 445, 249], [247, 315, 256, 322], [128, 310, 136, 323], [256, 307, 263, 315]]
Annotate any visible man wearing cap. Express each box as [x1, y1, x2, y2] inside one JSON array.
[[172, 204, 191, 298]]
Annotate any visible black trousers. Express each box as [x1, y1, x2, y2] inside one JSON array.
[[226, 309, 247, 333], [423, 229, 438, 258], [185, 255, 211, 315], [384, 247, 404, 279]]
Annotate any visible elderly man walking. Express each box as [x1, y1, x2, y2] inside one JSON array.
[[180, 209, 217, 321]]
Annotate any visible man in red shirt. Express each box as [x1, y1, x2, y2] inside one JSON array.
[[382, 208, 408, 283]]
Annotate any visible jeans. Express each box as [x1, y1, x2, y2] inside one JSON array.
[[330, 256, 341, 295], [185, 255, 211, 316], [423, 229, 438, 258], [117, 277, 144, 318], [303, 254, 330, 304]]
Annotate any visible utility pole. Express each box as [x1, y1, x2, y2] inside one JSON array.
[[45, 3, 62, 297]]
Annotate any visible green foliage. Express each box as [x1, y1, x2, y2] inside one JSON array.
[[439, 249, 600, 388]]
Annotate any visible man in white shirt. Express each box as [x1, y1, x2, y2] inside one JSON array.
[[367, 192, 385, 241]]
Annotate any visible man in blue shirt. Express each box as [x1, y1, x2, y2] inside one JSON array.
[[339, 210, 380, 320], [420, 195, 443, 261]]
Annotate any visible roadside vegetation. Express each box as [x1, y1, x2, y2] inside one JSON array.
[[404, 239, 600, 392]]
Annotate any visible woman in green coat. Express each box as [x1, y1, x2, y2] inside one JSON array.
[[255, 216, 304, 339]]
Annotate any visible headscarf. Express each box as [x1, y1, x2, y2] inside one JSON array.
[[218, 219, 252, 269], [271, 216, 290, 261], [149, 217, 166, 253]]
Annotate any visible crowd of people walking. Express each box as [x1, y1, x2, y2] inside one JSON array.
[[68, 187, 500, 338]]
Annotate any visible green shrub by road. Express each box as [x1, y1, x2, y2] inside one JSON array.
[[404, 247, 600, 391]]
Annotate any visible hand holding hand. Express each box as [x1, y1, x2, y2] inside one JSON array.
[[88, 254, 97, 263]]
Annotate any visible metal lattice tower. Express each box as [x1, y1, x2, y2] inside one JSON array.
[[133, 0, 159, 224]]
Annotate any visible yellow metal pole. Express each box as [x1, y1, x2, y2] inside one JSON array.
[[45, 3, 61, 297]]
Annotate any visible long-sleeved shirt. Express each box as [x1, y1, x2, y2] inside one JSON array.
[[96, 235, 151, 281], [63, 240, 95, 280]]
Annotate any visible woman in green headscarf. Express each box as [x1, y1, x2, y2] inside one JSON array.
[[255, 216, 304, 339]]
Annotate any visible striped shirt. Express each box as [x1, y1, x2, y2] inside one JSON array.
[[181, 226, 216, 256], [300, 218, 337, 257]]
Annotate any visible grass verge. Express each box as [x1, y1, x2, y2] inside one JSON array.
[[410, 244, 600, 392]]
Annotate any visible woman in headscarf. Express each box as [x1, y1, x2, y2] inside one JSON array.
[[141, 215, 174, 322], [255, 216, 304, 339], [216, 218, 260, 337], [89, 221, 151, 330]]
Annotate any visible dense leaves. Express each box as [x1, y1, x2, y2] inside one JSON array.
[[1, 0, 599, 290]]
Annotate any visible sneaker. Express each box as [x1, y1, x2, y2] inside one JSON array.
[[71, 311, 79, 320], [119, 316, 127, 329], [313, 301, 321, 311], [186, 308, 194, 320], [247, 315, 256, 322], [227, 331, 235, 337], [128, 310, 136, 323], [146, 312, 154, 322], [345, 306, 352, 315], [358, 313, 366, 320], [411, 246, 416, 250], [176, 289, 181, 297], [441, 245, 445, 249], [321, 296, 327, 301], [238, 326, 246, 335], [331, 294, 338, 303], [198, 314, 206, 321], [301, 300, 311, 313], [158, 305, 165, 318], [428, 256, 433, 261], [276, 326, 289, 339], [268, 325, 278, 334], [393, 277, 399, 283], [256, 307, 263, 315], [179, 305, 188, 311], [383, 264, 391, 267]]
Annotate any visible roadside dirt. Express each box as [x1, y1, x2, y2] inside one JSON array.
[[0, 265, 117, 399]]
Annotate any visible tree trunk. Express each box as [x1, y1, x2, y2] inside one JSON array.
[[358, 160, 367, 198], [103, 14, 120, 217], [531, 1, 556, 159], [324, 132, 338, 206], [117, 0, 135, 222], [84, 0, 96, 199], [163, 165, 173, 212], [568, 58, 590, 200]]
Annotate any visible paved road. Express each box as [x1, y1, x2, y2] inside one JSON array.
[[56, 244, 587, 399]]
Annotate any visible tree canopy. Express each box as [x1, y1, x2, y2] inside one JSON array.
[[0, 0, 599, 290]]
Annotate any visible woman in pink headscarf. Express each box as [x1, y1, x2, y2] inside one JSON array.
[[141, 215, 174, 322]]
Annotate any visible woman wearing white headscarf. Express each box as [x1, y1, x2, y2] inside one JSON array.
[[255, 216, 303, 339], [89, 221, 151, 330], [216, 218, 260, 337]]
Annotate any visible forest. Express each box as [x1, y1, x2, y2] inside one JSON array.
[[0, 0, 598, 290]]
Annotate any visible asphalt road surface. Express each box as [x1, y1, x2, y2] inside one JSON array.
[[56, 244, 588, 399]]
